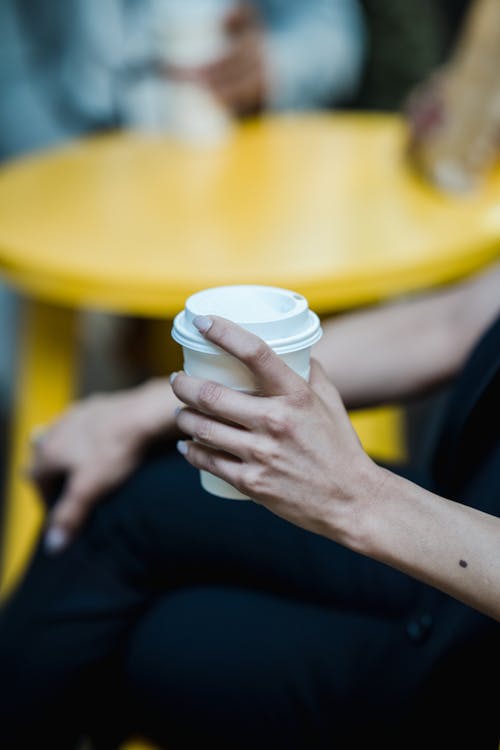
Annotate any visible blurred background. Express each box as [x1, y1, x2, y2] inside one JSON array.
[[0, 0, 489, 537]]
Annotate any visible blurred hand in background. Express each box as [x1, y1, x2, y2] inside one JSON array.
[[404, 0, 500, 192], [199, 2, 267, 116], [164, 3, 267, 116]]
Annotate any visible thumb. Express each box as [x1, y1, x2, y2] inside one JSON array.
[[44, 472, 100, 554]]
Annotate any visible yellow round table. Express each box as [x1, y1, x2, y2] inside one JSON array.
[[1, 111, 499, 599], [1, 112, 500, 312]]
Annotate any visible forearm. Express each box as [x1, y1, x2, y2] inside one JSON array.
[[121, 377, 182, 442], [312, 263, 500, 408], [169, 311, 499, 620], [341, 466, 500, 622]]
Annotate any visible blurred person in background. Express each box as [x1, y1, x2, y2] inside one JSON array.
[[0, 0, 366, 159], [405, 0, 500, 192], [353, 0, 470, 112]]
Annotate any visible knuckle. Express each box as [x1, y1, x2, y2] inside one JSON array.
[[245, 340, 273, 369], [250, 444, 268, 465], [263, 408, 292, 438], [204, 450, 220, 475], [251, 439, 274, 466], [198, 381, 224, 410], [195, 418, 215, 444], [242, 464, 267, 496]]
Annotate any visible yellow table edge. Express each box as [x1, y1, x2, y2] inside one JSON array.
[[1, 240, 499, 318]]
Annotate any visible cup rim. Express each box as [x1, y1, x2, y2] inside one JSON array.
[[172, 309, 323, 355]]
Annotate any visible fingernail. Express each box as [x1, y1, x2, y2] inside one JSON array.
[[44, 527, 69, 554], [169, 372, 178, 385], [176, 440, 188, 456], [193, 315, 213, 333]]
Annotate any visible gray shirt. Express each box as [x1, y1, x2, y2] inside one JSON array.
[[0, 0, 365, 158]]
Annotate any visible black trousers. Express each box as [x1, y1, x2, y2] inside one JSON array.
[[0, 447, 498, 750]]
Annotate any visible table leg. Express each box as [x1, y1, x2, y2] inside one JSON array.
[[0, 299, 77, 601], [350, 405, 407, 465]]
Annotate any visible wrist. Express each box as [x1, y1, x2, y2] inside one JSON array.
[[326, 459, 392, 557], [352, 464, 396, 557], [126, 378, 182, 443], [348, 464, 436, 569]]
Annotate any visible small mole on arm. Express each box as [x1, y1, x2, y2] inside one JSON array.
[[459, 559, 468, 568]]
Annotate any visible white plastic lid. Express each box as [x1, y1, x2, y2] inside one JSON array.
[[172, 284, 322, 355]]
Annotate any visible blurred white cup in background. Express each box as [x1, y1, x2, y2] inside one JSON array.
[[150, 0, 236, 145]]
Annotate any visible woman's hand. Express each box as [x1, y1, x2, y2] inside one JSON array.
[[200, 2, 267, 116], [165, 2, 268, 116], [171, 316, 382, 544], [405, 68, 447, 147], [26, 379, 181, 552]]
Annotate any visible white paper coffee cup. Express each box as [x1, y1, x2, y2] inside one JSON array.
[[171, 285, 323, 499]]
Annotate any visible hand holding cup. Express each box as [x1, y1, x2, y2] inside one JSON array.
[[171, 313, 381, 540], [171, 285, 322, 498]]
